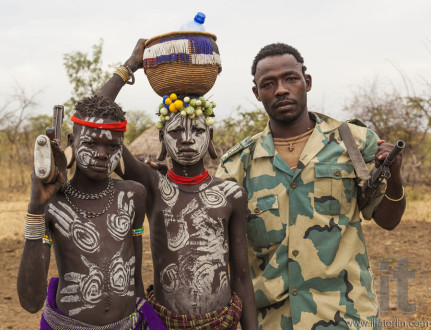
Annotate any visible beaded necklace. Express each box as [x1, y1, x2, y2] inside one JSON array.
[[167, 169, 213, 194]]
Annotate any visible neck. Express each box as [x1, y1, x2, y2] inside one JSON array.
[[269, 109, 315, 139], [171, 159, 206, 177], [70, 169, 110, 192]]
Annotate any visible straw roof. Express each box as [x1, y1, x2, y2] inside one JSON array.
[[128, 125, 161, 160]]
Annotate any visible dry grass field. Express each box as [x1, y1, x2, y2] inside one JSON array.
[[0, 186, 430, 329]]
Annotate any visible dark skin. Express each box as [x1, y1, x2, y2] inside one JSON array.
[[252, 53, 405, 230], [17, 123, 146, 325], [96, 39, 257, 329]]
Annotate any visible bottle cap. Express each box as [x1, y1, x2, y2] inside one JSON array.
[[194, 12, 206, 24]]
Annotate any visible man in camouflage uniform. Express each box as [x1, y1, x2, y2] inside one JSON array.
[[215, 43, 405, 329]]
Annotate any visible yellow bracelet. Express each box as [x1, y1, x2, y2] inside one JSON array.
[[25, 213, 45, 222], [384, 187, 405, 202], [114, 65, 130, 83]]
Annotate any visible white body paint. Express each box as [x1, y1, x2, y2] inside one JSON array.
[[60, 245, 135, 316], [48, 201, 100, 253], [107, 191, 135, 241], [158, 179, 244, 313]]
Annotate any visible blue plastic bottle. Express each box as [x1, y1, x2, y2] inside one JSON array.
[[180, 12, 206, 31]]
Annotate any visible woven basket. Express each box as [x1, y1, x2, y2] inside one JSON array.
[[144, 31, 221, 97]]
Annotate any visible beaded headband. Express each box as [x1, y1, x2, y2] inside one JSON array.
[[71, 114, 127, 132]]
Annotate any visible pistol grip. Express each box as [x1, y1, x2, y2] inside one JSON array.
[[34, 135, 57, 183]]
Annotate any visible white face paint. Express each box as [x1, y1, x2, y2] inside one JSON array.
[[48, 201, 100, 253], [74, 117, 123, 177], [107, 191, 135, 241], [163, 113, 210, 165]]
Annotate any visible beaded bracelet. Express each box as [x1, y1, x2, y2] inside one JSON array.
[[42, 235, 52, 247], [384, 187, 405, 202], [132, 227, 144, 237]]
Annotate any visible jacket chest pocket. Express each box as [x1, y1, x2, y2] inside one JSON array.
[[247, 194, 284, 249], [314, 163, 357, 215]]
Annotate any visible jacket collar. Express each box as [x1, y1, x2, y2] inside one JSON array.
[[252, 112, 343, 168]]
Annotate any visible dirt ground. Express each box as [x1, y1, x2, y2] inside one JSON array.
[[0, 198, 430, 329]]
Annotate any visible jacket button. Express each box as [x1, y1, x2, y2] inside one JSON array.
[[291, 182, 297, 189], [254, 207, 260, 213], [291, 289, 298, 296], [334, 169, 341, 176], [292, 250, 299, 257]]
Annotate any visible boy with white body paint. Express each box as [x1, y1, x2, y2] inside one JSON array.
[[97, 39, 258, 327], [17, 95, 164, 329]]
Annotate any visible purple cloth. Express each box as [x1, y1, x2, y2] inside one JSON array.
[[40, 277, 166, 330]]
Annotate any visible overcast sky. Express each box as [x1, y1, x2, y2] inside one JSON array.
[[1, 0, 430, 123]]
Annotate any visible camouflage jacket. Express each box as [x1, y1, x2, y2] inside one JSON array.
[[215, 112, 385, 329]]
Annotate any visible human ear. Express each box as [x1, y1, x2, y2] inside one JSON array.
[[158, 142, 167, 161], [252, 85, 261, 101], [65, 133, 75, 169], [208, 128, 218, 159], [305, 74, 312, 92], [157, 129, 167, 161]]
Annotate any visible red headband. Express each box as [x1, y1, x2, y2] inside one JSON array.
[[71, 114, 127, 131]]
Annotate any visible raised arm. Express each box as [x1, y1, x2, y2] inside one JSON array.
[[96, 39, 146, 101], [17, 170, 63, 312], [228, 188, 258, 330]]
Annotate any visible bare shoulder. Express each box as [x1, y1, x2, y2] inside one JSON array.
[[211, 176, 246, 201], [114, 179, 146, 197]]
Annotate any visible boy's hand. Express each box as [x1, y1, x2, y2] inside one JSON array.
[[124, 38, 148, 73], [137, 156, 168, 175]]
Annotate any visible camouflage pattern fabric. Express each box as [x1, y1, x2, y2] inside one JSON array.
[[215, 112, 386, 329]]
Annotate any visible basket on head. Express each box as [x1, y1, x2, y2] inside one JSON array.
[[143, 31, 222, 97]]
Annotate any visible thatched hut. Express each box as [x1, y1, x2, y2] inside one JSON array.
[[128, 125, 162, 161]]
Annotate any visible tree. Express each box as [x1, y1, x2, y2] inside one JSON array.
[[343, 78, 431, 184], [204, 107, 268, 173], [124, 110, 153, 145], [63, 40, 154, 144], [63, 39, 114, 118], [0, 84, 42, 191], [213, 106, 268, 155]]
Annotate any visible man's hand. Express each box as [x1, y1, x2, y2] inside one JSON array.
[[137, 156, 168, 175], [124, 39, 148, 72], [375, 140, 403, 182]]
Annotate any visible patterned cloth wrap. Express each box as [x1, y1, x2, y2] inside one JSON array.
[[146, 285, 242, 329], [40, 277, 166, 330], [143, 35, 221, 71], [216, 112, 386, 330]]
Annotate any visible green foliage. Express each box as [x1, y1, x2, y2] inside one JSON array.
[[213, 106, 268, 154], [124, 110, 153, 145], [63, 39, 113, 118]]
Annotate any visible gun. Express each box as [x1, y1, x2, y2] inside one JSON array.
[[34, 105, 64, 183], [359, 140, 405, 209]]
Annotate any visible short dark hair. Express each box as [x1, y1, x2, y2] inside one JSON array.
[[73, 95, 126, 134], [251, 43, 307, 78], [74, 95, 125, 121]]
